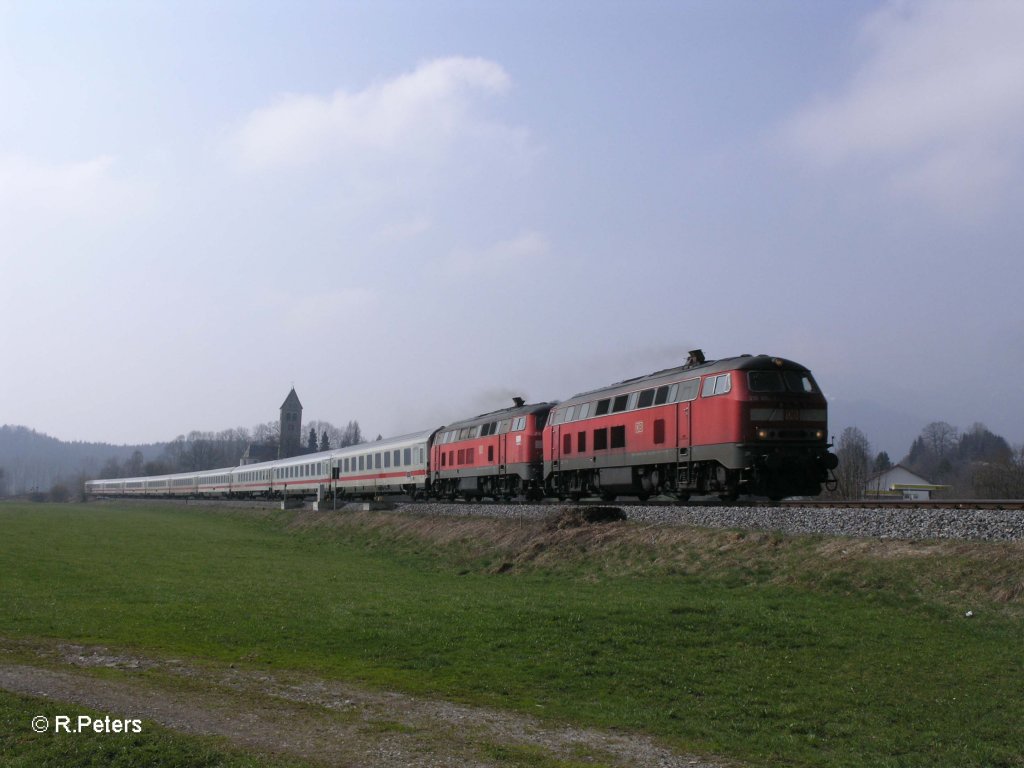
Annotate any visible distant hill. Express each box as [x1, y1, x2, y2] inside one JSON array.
[[0, 425, 164, 495]]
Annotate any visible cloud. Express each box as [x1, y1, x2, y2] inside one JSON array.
[[228, 57, 522, 172], [781, 0, 1024, 210], [440, 231, 550, 276], [0, 154, 119, 216]]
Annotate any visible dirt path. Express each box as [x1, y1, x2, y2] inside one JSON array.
[[0, 638, 727, 768]]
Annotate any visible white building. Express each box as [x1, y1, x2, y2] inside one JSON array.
[[864, 465, 948, 501]]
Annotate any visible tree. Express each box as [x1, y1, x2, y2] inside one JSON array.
[[834, 427, 871, 500], [99, 458, 122, 479], [339, 420, 363, 448], [873, 451, 892, 473], [971, 445, 1024, 499], [922, 421, 958, 460], [307, 427, 318, 453], [319, 430, 331, 451], [0, 467, 7, 497], [124, 450, 144, 477]]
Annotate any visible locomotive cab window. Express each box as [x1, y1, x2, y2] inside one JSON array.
[[784, 371, 818, 393], [748, 371, 785, 392], [612, 394, 628, 413], [565, 405, 576, 422], [638, 389, 655, 408], [654, 385, 670, 405]]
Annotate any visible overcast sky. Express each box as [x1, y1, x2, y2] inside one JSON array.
[[2, 0, 1023, 458]]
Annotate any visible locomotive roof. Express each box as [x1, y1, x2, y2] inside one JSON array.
[[441, 401, 555, 431], [559, 354, 811, 407]]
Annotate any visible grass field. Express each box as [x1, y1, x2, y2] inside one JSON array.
[[1, 502, 1022, 767]]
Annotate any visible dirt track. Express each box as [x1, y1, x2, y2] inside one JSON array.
[[0, 638, 725, 768]]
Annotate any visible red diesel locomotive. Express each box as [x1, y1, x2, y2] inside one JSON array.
[[430, 398, 552, 500], [542, 351, 835, 501]]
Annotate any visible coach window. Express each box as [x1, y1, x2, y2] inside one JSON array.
[[358, 456, 364, 471], [384, 452, 391, 468], [638, 388, 655, 408], [404, 448, 412, 465], [393, 449, 400, 466], [577, 431, 587, 452], [594, 428, 608, 450], [595, 399, 610, 416], [375, 453, 382, 469]]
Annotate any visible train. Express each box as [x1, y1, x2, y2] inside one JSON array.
[[85, 350, 838, 503]]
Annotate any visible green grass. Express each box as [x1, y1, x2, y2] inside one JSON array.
[[1, 502, 1023, 767], [0, 689, 308, 768]]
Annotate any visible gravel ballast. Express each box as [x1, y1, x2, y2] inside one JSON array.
[[390, 501, 1024, 542]]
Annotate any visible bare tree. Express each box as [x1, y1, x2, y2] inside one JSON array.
[[922, 421, 958, 459], [339, 420, 363, 448], [834, 426, 871, 500]]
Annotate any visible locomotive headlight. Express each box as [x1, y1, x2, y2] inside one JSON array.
[[757, 428, 768, 440], [815, 430, 825, 440]]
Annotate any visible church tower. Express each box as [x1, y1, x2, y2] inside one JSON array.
[[279, 387, 303, 458]]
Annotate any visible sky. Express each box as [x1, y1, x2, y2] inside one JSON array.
[[2, 0, 1023, 459]]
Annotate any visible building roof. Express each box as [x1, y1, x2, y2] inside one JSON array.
[[280, 387, 302, 411]]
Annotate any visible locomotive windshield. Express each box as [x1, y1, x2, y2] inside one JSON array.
[[748, 370, 819, 394]]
